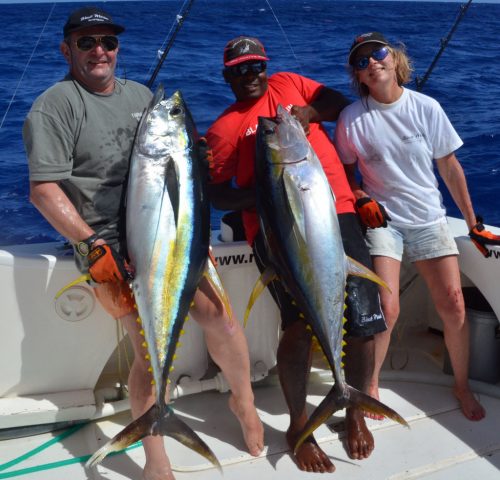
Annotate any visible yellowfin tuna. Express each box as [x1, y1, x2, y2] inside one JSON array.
[[86, 86, 220, 469], [250, 105, 408, 453]]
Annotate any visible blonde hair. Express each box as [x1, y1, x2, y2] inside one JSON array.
[[349, 43, 414, 98]]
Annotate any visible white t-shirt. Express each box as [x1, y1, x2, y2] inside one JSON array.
[[334, 88, 463, 227]]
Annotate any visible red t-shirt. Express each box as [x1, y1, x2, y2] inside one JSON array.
[[207, 72, 355, 245]]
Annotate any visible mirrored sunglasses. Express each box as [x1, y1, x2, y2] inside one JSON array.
[[354, 46, 389, 70], [225, 61, 267, 78], [75, 35, 119, 52]]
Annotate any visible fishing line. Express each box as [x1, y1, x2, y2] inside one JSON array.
[[264, 0, 304, 75], [0, 3, 56, 131]]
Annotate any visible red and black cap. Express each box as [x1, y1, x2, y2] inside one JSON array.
[[63, 7, 125, 37], [348, 32, 389, 65], [223, 36, 269, 67]]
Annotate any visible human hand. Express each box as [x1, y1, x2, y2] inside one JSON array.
[[197, 137, 213, 181], [469, 217, 500, 257], [290, 105, 312, 135], [88, 244, 133, 283], [355, 197, 391, 228]]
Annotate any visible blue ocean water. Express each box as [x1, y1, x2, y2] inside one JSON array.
[[1, 0, 499, 246]]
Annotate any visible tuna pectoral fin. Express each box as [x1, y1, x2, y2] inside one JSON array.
[[86, 404, 222, 472], [293, 384, 408, 453], [55, 274, 92, 299], [243, 266, 277, 327], [345, 256, 392, 293]]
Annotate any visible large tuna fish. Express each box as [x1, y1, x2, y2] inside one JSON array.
[[86, 87, 220, 469], [251, 105, 408, 453]]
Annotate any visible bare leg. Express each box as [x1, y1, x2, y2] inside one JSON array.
[[415, 256, 485, 421], [120, 314, 175, 480], [278, 321, 335, 473], [94, 283, 175, 480], [367, 256, 401, 420], [191, 277, 264, 456], [344, 336, 374, 459]]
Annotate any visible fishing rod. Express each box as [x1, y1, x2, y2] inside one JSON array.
[[146, 0, 196, 89], [415, 0, 473, 92]]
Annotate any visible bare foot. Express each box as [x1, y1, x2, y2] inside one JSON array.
[[454, 387, 485, 421], [345, 408, 374, 460], [364, 386, 384, 421], [228, 394, 265, 456], [142, 464, 176, 480], [287, 430, 335, 473], [141, 436, 175, 480]]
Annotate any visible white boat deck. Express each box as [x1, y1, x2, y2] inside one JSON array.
[[2, 327, 500, 480], [2, 221, 499, 479]]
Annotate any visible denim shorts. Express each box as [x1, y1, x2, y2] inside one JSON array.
[[365, 219, 459, 262]]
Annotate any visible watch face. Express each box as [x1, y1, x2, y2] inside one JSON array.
[[77, 241, 90, 256]]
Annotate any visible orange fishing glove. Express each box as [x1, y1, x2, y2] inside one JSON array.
[[469, 217, 500, 258], [355, 197, 391, 228], [88, 245, 132, 283]]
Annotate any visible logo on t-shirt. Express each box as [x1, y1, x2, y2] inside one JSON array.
[[401, 132, 426, 143], [245, 124, 258, 136], [245, 104, 295, 137]]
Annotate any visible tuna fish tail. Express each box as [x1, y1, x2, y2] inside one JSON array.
[[293, 384, 408, 453], [86, 403, 221, 472]]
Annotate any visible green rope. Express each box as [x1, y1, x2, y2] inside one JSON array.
[[0, 424, 142, 478]]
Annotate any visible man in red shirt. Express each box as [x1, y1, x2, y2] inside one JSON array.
[[207, 36, 387, 473]]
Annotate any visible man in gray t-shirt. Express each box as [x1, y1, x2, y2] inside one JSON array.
[[23, 6, 263, 477]]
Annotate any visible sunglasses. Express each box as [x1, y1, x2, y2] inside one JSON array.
[[75, 35, 119, 52], [225, 61, 267, 78], [354, 46, 390, 70]]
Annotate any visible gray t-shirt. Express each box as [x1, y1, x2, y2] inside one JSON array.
[[23, 75, 152, 247]]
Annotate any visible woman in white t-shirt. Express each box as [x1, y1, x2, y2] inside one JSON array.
[[334, 31, 499, 422]]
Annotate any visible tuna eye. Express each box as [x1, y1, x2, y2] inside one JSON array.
[[264, 127, 274, 135], [170, 106, 183, 116]]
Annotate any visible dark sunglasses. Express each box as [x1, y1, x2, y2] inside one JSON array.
[[354, 46, 390, 70], [225, 61, 267, 78], [75, 35, 119, 52]]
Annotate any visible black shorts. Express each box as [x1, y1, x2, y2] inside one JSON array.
[[338, 213, 387, 337], [251, 213, 386, 338], [252, 231, 304, 331]]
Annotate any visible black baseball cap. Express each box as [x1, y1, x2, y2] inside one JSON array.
[[63, 7, 125, 38], [223, 36, 269, 67], [348, 32, 389, 65]]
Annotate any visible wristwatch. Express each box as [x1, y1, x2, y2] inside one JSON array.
[[76, 233, 99, 256]]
